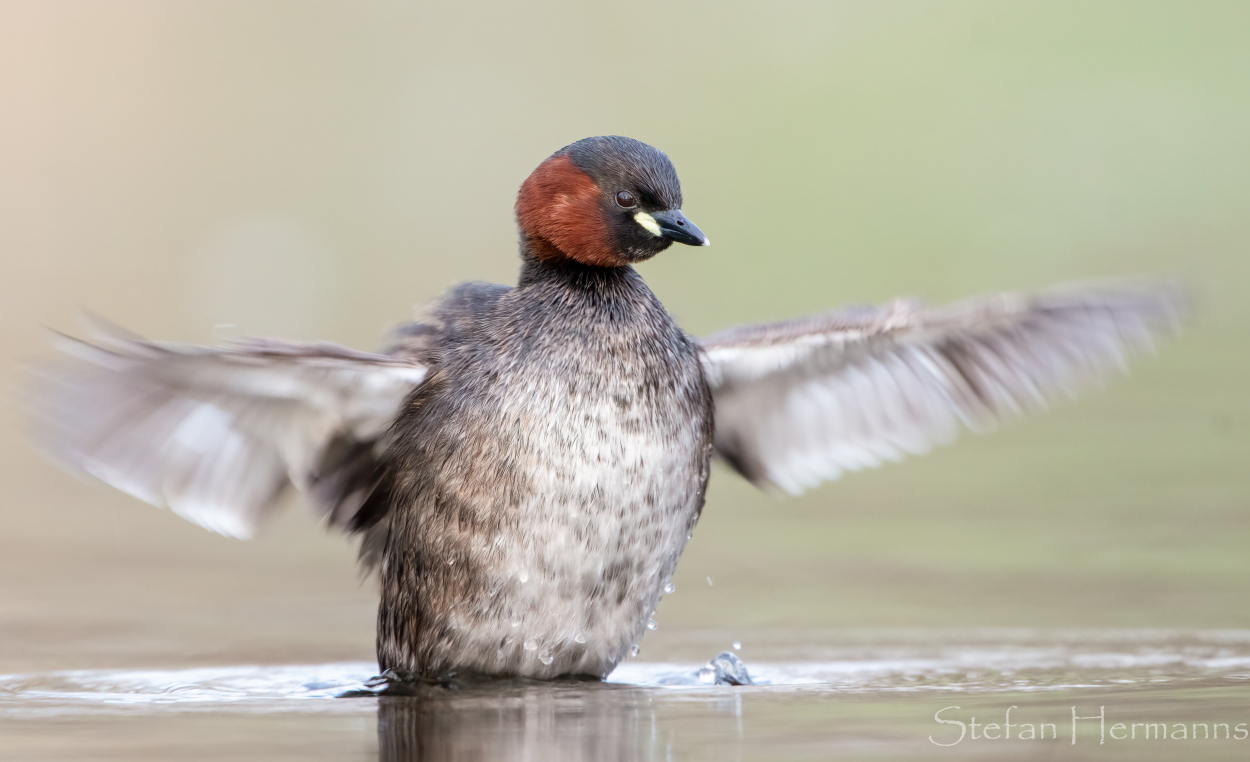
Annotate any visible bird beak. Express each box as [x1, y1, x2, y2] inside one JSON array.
[[650, 209, 710, 247]]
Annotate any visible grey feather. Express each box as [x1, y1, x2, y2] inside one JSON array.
[[25, 319, 428, 538], [699, 281, 1186, 494]]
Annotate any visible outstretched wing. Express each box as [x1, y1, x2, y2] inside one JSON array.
[[698, 281, 1186, 494], [25, 320, 428, 538]]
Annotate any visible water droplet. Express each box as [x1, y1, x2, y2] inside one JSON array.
[[732, 641, 742, 650], [496, 648, 506, 659], [629, 644, 640, 657], [538, 651, 554, 666], [511, 619, 521, 628], [646, 619, 658, 631], [523, 638, 539, 651], [518, 569, 529, 584], [573, 632, 588, 644], [663, 581, 676, 594], [706, 576, 714, 586]]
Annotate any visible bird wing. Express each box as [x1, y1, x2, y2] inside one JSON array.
[[25, 318, 428, 538], [698, 281, 1186, 494]]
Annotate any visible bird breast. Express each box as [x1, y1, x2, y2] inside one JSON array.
[[379, 285, 714, 679]]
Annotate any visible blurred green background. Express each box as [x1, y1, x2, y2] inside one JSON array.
[[1, 0, 1248, 674]]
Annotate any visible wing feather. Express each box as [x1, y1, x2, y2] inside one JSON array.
[[26, 321, 427, 538], [699, 281, 1185, 494]]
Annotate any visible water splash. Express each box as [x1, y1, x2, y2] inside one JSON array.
[[697, 652, 753, 686], [5, 632, 1250, 718]]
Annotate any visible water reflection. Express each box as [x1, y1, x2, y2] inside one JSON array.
[[366, 650, 757, 760], [4, 637, 1250, 760], [377, 682, 662, 761]]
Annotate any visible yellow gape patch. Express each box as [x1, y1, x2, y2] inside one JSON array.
[[634, 212, 662, 237]]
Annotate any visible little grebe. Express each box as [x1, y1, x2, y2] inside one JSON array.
[[30, 136, 1184, 680]]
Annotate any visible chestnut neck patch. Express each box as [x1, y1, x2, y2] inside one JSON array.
[[515, 154, 623, 268]]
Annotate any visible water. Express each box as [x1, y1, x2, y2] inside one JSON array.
[[3, 631, 1250, 759]]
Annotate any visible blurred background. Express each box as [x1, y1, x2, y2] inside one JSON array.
[[1, 0, 1248, 681]]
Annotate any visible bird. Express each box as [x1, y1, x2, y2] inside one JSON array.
[[27, 135, 1185, 682]]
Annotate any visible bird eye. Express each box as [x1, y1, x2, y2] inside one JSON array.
[[615, 191, 637, 209]]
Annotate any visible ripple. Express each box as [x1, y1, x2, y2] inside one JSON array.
[[4, 631, 1250, 717], [0, 664, 378, 717]]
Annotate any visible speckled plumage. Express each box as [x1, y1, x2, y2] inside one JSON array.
[[375, 260, 712, 678]]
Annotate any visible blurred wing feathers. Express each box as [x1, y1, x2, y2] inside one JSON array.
[[699, 282, 1185, 494], [28, 323, 427, 538]]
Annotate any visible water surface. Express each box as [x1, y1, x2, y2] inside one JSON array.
[[4, 631, 1250, 760]]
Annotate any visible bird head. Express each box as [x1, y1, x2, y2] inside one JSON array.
[[515, 136, 708, 267]]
